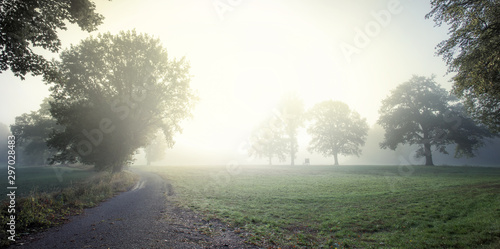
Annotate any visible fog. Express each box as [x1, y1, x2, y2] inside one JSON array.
[[2, 2, 500, 248], [2, 0, 498, 167], [135, 124, 500, 167]]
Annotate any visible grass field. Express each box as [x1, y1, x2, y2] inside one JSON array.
[[142, 164, 500, 248], [0, 166, 138, 247], [0, 166, 96, 199]]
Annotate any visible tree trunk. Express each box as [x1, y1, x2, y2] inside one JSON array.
[[334, 153, 339, 166], [268, 156, 272, 165], [112, 164, 123, 173], [112, 159, 125, 173], [424, 142, 434, 166], [290, 138, 295, 166]]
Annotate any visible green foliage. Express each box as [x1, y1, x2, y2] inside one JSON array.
[[307, 100, 369, 165], [0, 0, 104, 79], [277, 92, 305, 165], [46, 30, 197, 172], [10, 98, 63, 166], [426, 0, 500, 133], [248, 116, 289, 165], [149, 165, 500, 248], [378, 75, 493, 166]]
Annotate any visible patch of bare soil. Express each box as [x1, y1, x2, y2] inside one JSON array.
[[160, 183, 259, 248]]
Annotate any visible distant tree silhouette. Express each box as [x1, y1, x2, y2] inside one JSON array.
[[378, 75, 493, 166], [307, 100, 368, 165], [46, 30, 197, 172], [248, 116, 288, 165], [277, 93, 304, 166], [0, 0, 103, 79]]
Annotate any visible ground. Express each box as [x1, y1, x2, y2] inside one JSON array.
[[5, 164, 500, 248], [8, 169, 257, 248]]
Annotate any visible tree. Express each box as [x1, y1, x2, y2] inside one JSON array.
[[248, 115, 288, 165], [10, 98, 63, 165], [0, 0, 104, 79], [144, 133, 168, 166], [426, 0, 500, 133], [46, 30, 197, 172], [277, 92, 304, 165], [307, 100, 368, 165], [378, 75, 493, 166]]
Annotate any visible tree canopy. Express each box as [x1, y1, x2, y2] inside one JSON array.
[[378, 75, 492, 166], [46, 30, 197, 172], [307, 100, 368, 165], [0, 0, 104, 79], [426, 0, 500, 133]]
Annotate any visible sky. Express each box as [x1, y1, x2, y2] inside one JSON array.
[[0, 0, 459, 165]]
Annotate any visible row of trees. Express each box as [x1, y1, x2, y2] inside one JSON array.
[[249, 76, 495, 166], [2, 2, 187, 171], [2, 0, 497, 133], [1, 1, 498, 169], [9, 31, 197, 172], [246, 0, 500, 166]]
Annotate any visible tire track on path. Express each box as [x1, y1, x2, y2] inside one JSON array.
[[10, 169, 257, 249]]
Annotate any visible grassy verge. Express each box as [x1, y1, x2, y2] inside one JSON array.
[[142, 165, 500, 248], [0, 169, 139, 248]]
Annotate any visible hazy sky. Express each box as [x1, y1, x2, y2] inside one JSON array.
[[0, 0, 454, 165]]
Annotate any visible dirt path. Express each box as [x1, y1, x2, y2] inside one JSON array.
[[10, 170, 258, 249]]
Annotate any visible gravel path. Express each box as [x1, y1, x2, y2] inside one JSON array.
[[10, 170, 258, 249]]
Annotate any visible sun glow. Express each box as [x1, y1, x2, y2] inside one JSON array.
[[1, 0, 456, 165], [232, 67, 283, 116]]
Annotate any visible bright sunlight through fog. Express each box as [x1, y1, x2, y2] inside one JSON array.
[[2, 1, 499, 247], [1, 0, 458, 165]]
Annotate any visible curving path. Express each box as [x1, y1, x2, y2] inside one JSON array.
[[10, 170, 257, 249]]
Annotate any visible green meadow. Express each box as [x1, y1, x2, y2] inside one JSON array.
[[0, 166, 96, 199], [144, 164, 500, 248]]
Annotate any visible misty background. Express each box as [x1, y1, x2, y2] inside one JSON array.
[[1, 0, 499, 167]]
